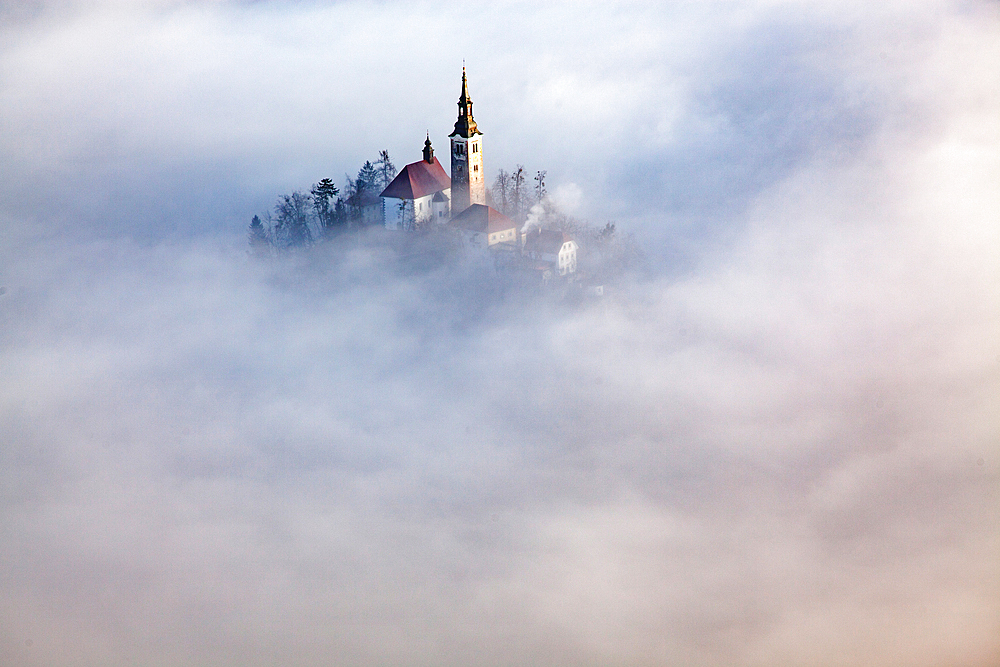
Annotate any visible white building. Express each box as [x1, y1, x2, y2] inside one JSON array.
[[449, 204, 518, 251], [380, 136, 451, 230], [523, 228, 578, 275]]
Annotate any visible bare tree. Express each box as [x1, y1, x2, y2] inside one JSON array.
[[376, 150, 397, 190], [534, 170, 547, 202], [510, 165, 527, 223], [274, 192, 313, 248], [398, 199, 414, 232], [492, 168, 511, 217]]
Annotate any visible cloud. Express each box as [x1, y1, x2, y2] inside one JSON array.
[[1, 1, 998, 666]]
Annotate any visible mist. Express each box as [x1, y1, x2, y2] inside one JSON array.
[[1, 1, 998, 666]]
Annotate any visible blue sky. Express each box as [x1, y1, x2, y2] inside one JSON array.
[[1, 2, 998, 666]]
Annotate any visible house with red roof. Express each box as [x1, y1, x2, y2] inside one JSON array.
[[380, 135, 452, 230], [448, 204, 518, 250]]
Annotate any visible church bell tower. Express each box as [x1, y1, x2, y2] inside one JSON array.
[[449, 67, 485, 214]]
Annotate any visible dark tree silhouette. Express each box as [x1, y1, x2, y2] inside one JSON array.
[[357, 161, 378, 192], [274, 192, 313, 248], [311, 178, 340, 232], [492, 169, 511, 217], [375, 150, 396, 190], [248, 214, 269, 255]]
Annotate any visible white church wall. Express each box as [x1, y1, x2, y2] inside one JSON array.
[[414, 194, 433, 225], [432, 187, 451, 223], [382, 197, 404, 230]]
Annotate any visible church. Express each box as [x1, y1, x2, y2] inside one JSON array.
[[379, 134, 452, 230], [379, 69, 575, 273], [380, 70, 514, 239]]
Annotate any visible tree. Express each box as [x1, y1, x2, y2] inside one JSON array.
[[375, 150, 396, 190], [492, 169, 511, 217], [510, 165, 527, 223], [311, 178, 339, 232], [274, 191, 313, 248], [345, 161, 381, 226], [248, 214, 270, 255], [357, 161, 378, 193], [399, 199, 415, 232], [534, 170, 547, 202], [344, 176, 364, 224], [334, 197, 347, 226]]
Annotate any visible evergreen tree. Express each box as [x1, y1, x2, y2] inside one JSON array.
[[344, 175, 364, 223], [311, 178, 339, 231], [334, 197, 347, 226], [357, 161, 378, 192], [248, 214, 269, 254], [346, 160, 382, 227]]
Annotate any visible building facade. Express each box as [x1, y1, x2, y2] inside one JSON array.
[[380, 135, 452, 230], [523, 229, 578, 275], [448, 203, 517, 250], [449, 68, 485, 215]]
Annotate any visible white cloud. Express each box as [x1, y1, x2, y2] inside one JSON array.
[[1, 2, 998, 666]]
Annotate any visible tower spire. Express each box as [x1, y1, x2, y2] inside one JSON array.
[[451, 65, 480, 139], [449, 67, 485, 214], [422, 132, 434, 163]]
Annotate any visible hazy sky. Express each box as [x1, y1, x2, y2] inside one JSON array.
[[1, 1, 998, 666]]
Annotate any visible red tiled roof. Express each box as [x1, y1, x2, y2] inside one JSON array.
[[380, 157, 451, 200], [449, 204, 516, 234]]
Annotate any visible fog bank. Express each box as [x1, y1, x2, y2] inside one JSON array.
[[1, 1, 998, 666]]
